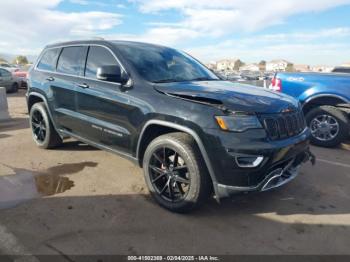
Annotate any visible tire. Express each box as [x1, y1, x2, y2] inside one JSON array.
[[29, 102, 62, 149], [143, 132, 212, 213], [306, 105, 349, 147], [10, 82, 18, 93]]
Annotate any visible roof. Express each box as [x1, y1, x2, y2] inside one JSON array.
[[46, 39, 168, 49]]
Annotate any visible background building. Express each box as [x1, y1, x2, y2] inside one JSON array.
[[266, 59, 293, 72], [216, 59, 239, 71], [239, 63, 260, 72]]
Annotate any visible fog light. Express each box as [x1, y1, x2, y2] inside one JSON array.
[[235, 156, 264, 168]]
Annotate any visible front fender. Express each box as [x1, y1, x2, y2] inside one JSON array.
[[298, 85, 349, 105], [135, 119, 221, 201]]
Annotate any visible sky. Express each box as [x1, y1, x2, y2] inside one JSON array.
[[1, 0, 350, 65]]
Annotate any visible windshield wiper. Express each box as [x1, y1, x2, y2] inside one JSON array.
[[153, 79, 180, 83]]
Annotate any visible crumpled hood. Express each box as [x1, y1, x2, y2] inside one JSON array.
[[154, 80, 299, 114]]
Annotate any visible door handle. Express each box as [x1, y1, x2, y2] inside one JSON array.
[[46, 76, 55, 81], [76, 83, 89, 89]]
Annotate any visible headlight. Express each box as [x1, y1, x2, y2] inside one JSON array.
[[215, 114, 262, 132]]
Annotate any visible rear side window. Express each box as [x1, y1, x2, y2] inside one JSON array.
[[85, 46, 119, 79], [37, 48, 60, 71], [57, 46, 86, 76]]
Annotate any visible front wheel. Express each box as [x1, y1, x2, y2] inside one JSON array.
[[142, 132, 211, 213], [30, 102, 62, 149], [306, 105, 349, 147]]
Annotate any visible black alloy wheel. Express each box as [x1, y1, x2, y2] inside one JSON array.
[[149, 146, 190, 202], [31, 109, 47, 143], [29, 102, 62, 149], [143, 132, 211, 213]]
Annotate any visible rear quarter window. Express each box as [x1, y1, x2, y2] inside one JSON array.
[[37, 48, 60, 71]]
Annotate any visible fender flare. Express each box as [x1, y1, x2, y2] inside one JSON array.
[[136, 120, 220, 200], [302, 94, 349, 108], [27, 92, 62, 137]]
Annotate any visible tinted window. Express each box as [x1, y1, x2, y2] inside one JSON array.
[[332, 67, 350, 73], [85, 46, 118, 79], [37, 48, 60, 71], [116, 44, 218, 83], [57, 46, 86, 76]]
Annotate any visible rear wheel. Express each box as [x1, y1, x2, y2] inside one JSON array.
[[306, 105, 349, 147], [30, 102, 62, 149], [143, 132, 211, 213]]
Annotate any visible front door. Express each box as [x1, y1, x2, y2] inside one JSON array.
[[75, 45, 135, 154]]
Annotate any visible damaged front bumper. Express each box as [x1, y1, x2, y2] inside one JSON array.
[[216, 149, 315, 198]]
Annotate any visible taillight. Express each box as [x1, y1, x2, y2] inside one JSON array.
[[271, 77, 282, 92]]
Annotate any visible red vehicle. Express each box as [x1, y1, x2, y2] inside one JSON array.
[[12, 69, 29, 88]]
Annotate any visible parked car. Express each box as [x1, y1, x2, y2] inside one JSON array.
[[0, 63, 19, 72], [13, 70, 28, 88], [270, 72, 350, 147], [240, 70, 261, 80], [27, 40, 313, 212], [226, 73, 243, 82], [0, 67, 19, 93], [332, 66, 350, 74], [0, 63, 13, 68]]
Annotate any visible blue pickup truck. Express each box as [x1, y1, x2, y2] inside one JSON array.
[[270, 72, 350, 147]]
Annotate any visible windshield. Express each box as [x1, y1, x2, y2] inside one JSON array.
[[116, 44, 219, 83]]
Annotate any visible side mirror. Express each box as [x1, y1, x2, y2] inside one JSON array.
[[97, 65, 127, 84]]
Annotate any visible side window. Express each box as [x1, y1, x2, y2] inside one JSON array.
[[0, 69, 10, 77], [85, 46, 118, 79], [57, 46, 86, 76], [37, 48, 60, 71]]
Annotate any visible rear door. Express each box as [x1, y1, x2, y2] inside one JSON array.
[[51, 46, 88, 133], [75, 45, 134, 154]]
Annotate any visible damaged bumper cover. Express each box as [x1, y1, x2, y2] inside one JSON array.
[[216, 149, 315, 198]]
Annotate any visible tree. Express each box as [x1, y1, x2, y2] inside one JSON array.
[[286, 63, 294, 72], [258, 60, 266, 71], [13, 55, 29, 65], [234, 59, 245, 70]]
